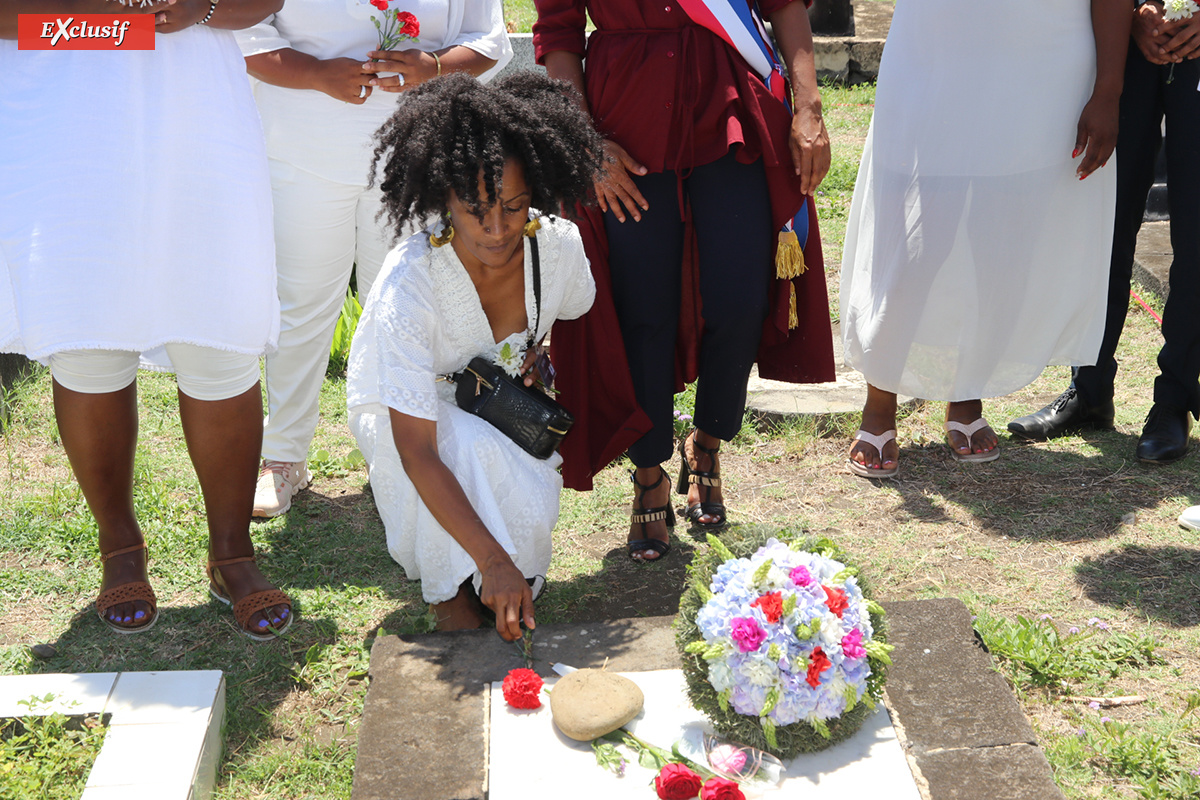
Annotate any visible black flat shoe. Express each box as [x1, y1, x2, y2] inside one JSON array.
[[1136, 403, 1192, 464], [1007, 387, 1114, 441]]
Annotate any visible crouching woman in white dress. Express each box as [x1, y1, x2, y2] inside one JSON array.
[[347, 73, 602, 640]]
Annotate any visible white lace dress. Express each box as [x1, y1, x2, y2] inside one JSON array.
[[346, 215, 595, 603]]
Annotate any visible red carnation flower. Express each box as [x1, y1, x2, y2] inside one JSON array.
[[502, 668, 543, 709], [396, 10, 420, 37], [750, 591, 783, 624], [655, 763, 704, 800], [368, 0, 388, 10], [822, 585, 849, 618], [700, 776, 746, 800], [806, 646, 831, 688]]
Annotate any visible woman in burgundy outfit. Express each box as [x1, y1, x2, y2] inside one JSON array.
[[534, 0, 832, 560]]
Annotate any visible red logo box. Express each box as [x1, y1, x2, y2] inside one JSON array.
[[17, 14, 155, 50]]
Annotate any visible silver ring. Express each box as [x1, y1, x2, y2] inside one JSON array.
[[398, 74, 405, 87], [358, 85, 367, 99]]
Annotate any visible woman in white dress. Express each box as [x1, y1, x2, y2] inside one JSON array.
[[840, 0, 1130, 477], [236, 0, 512, 518], [347, 73, 602, 639], [1, 0, 292, 638]]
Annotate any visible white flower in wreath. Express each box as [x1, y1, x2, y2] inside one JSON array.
[[495, 341, 524, 378], [818, 613, 844, 648], [1164, 0, 1199, 21], [739, 654, 780, 688]]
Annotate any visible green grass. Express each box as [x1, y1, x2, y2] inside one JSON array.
[[0, 698, 107, 800]]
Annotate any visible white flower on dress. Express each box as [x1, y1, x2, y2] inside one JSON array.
[[495, 342, 524, 378], [1164, 0, 1199, 21]]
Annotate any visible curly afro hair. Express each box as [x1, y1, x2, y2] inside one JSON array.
[[370, 71, 604, 241]]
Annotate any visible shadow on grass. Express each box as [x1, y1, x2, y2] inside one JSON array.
[[1074, 545, 1200, 628], [856, 425, 1198, 543]]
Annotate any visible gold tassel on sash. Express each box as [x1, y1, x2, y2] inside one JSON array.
[[788, 283, 798, 330], [775, 229, 807, 280]]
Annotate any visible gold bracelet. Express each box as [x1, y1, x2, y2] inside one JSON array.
[[432, 51, 442, 77]]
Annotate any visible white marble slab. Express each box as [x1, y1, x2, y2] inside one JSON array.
[[488, 669, 921, 800]]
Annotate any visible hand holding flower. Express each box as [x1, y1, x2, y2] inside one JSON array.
[[361, 49, 440, 93]]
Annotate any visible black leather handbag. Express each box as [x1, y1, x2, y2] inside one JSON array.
[[452, 232, 574, 460]]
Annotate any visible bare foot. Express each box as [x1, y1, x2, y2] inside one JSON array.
[[945, 400, 998, 457], [431, 584, 485, 631]]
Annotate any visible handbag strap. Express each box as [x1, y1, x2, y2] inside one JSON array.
[[526, 229, 542, 352]]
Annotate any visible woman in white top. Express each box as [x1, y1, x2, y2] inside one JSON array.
[[840, 0, 1130, 477], [236, 0, 512, 517], [347, 74, 601, 639], [1, 0, 292, 639]]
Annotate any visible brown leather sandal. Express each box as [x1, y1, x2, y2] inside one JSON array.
[[207, 556, 293, 642], [96, 542, 158, 634]]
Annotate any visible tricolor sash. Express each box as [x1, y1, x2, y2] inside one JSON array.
[[676, 0, 811, 327]]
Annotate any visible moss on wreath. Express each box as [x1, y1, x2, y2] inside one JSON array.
[[673, 524, 890, 759]]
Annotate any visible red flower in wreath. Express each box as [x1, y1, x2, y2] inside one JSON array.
[[750, 591, 783, 624], [806, 646, 832, 688], [395, 10, 420, 37], [822, 585, 849, 618], [368, 0, 388, 10], [502, 668, 543, 709]]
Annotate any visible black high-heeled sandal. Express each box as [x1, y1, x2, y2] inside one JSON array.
[[627, 467, 674, 561], [677, 431, 726, 528]]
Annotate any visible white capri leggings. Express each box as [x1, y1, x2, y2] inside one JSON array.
[[49, 346, 260, 401]]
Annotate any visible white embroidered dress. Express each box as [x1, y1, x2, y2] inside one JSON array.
[[346, 215, 595, 603]]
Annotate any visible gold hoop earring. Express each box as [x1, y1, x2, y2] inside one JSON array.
[[430, 217, 454, 247], [523, 218, 541, 238]]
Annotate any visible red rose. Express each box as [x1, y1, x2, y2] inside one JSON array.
[[501, 668, 543, 709], [750, 591, 783, 624], [368, 0, 388, 10], [395, 10, 420, 37], [700, 777, 746, 800], [655, 763, 703, 800], [822, 585, 848, 618], [806, 646, 831, 688]]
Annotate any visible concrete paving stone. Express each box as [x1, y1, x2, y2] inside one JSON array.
[[0, 672, 117, 718], [883, 599, 1036, 753], [105, 670, 224, 726], [353, 601, 1058, 800], [914, 744, 1064, 800]]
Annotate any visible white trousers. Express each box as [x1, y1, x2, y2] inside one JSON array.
[[262, 159, 395, 462], [50, 346, 260, 401]]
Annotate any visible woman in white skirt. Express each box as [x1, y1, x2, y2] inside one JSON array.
[[347, 74, 601, 640], [841, 0, 1131, 477], [236, 0, 512, 518], [1, 0, 292, 639]]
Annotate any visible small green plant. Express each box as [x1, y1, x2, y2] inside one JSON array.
[[308, 448, 365, 480], [973, 611, 1156, 691], [1, 696, 107, 800], [328, 286, 363, 376]]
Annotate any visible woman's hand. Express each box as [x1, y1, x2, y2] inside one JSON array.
[[362, 49, 438, 93], [153, 0, 210, 32], [1158, 14, 1200, 62], [479, 554, 535, 641], [789, 102, 831, 196], [312, 57, 374, 104], [1133, 2, 1176, 64], [1074, 91, 1119, 179], [596, 140, 649, 223]]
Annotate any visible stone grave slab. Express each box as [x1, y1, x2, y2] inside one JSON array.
[[352, 599, 1062, 800]]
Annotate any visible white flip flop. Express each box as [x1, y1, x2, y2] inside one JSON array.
[[848, 429, 899, 478], [945, 418, 1001, 463]]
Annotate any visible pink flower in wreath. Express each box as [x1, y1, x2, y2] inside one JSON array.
[[729, 617, 766, 653], [842, 628, 866, 659]]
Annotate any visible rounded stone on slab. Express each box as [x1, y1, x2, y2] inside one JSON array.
[[549, 669, 644, 741]]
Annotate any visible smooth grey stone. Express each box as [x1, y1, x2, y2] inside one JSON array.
[[30, 643, 57, 660]]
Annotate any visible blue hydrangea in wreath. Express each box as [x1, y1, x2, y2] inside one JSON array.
[[675, 527, 893, 759]]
